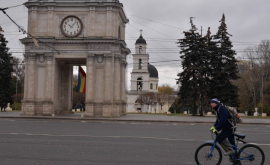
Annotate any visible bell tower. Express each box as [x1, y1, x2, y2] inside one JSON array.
[[130, 31, 150, 92]]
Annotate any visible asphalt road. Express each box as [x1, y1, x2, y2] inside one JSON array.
[[0, 119, 269, 165]]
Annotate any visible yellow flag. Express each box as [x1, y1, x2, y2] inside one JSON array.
[[32, 37, 39, 47]]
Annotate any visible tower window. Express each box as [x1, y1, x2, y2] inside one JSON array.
[[150, 83, 153, 89], [156, 84, 158, 89], [137, 78, 143, 91], [139, 46, 142, 54], [139, 59, 142, 69]]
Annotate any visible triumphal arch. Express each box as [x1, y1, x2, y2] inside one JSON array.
[[21, 0, 130, 117]]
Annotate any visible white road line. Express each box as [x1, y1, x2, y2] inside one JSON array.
[[0, 133, 205, 142], [249, 143, 270, 146]]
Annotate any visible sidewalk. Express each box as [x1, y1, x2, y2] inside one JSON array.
[[0, 111, 270, 125]]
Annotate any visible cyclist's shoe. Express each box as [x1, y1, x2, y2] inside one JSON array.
[[221, 139, 235, 156]]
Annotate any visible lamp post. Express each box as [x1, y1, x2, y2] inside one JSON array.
[[15, 77, 18, 111], [262, 75, 264, 114], [140, 82, 143, 113]]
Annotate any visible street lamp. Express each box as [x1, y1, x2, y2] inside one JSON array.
[[15, 77, 17, 110], [139, 82, 143, 113]]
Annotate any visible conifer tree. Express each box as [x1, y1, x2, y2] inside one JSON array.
[[177, 18, 209, 116], [0, 26, 14, 111], [210, 14, 240, 107]]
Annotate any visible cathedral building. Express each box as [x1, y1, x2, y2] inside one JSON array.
[[127, 32, 163, 113]]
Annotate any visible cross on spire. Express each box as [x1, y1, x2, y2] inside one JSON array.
[[140, 29, 143, 35]]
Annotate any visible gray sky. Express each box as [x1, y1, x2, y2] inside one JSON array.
[[1, 0, 270, 90]]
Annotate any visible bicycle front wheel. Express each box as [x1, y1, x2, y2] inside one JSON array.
[[238, 144, 265, 165], [195, 143, 222, 165]]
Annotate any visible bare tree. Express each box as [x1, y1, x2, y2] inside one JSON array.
[[242, 40, 270, 110], [138, 92, 156, 113], [11, 57, 25, 90], [168, 95, 178, 108], [156, 93, 168, 112]]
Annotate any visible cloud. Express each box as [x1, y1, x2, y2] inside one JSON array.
[[1, 0, 269, 89]]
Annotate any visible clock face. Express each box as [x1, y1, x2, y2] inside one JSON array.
[[60, 16, 83, 37]]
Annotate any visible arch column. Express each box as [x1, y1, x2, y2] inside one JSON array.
[[103, 54, 113, 117], [21, 53, 36, 116], [85, 54, 95, 117], [43, 53, 54, 115], [121, 60, 127, 115], [113, 54, 121, 117]]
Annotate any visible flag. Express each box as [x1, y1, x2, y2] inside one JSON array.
[[32, 37, 39, 47], [77, 66, 86, 93]]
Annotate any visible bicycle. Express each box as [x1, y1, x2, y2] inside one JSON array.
[[194, 131, 265, 165]]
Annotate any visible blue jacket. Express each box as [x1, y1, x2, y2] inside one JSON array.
[[213, 103, 233, 131]]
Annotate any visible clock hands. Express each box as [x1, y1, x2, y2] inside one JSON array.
[[70, 22, 77, 28]]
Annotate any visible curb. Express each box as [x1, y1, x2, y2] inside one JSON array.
[[1, 116, 270, 125]]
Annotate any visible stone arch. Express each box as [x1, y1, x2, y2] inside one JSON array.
[[137, 77, 143, 91]]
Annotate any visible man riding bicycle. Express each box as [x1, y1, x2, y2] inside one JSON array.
[[210, 98, 235, 156]]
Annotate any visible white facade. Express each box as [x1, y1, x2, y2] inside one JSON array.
[[127, 33, 169, 113]]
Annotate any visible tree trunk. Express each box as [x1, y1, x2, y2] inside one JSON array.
[[200, 94, 204, 116]]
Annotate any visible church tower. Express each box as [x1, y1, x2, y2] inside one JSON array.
[[131, 31, 150, 92], [127, 31, 159, 112]]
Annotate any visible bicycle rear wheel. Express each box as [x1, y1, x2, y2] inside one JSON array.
[[195, 143, 222, 165], [238, 144, 265, 165]]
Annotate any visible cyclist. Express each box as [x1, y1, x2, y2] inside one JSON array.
[[210, 98, 235, 156]]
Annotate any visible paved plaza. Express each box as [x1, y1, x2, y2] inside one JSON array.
[[0, 118, 269, 165]]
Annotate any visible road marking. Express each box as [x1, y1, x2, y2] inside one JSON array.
[[81, 121, 86, 123], [0, 133, 205, 142], [249, 143, 270, 146]]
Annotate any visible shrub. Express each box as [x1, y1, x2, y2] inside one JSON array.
[[12, 93, 24, 103], [10, 103, 22, 110], [256, 103, 270, 116]]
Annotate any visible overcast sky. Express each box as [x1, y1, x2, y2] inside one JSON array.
[[1, 0, 270, 90]]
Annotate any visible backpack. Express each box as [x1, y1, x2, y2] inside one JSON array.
[[217, 104, 243, 128]]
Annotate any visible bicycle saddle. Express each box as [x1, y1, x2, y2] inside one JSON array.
[[234, 134, 245, 139]]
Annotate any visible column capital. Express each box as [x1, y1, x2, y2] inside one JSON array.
[[114, 54, 122, 63], [90, 7, 95, 11], [45, 53, 53, 61], [121, 61, 128, 67], [88, 53, 95, 61], [24, 53, 36, 61], [105, 53, 113, 62]]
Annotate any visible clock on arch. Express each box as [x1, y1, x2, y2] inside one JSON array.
[[60, 15, 83, 38]]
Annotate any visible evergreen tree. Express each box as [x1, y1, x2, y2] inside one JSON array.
[[177, 18, 209, 116], [0, 26, 14, 111], [210, 14, 240, 107]]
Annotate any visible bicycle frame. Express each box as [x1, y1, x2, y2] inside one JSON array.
[[206, 138, 253, 161]]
